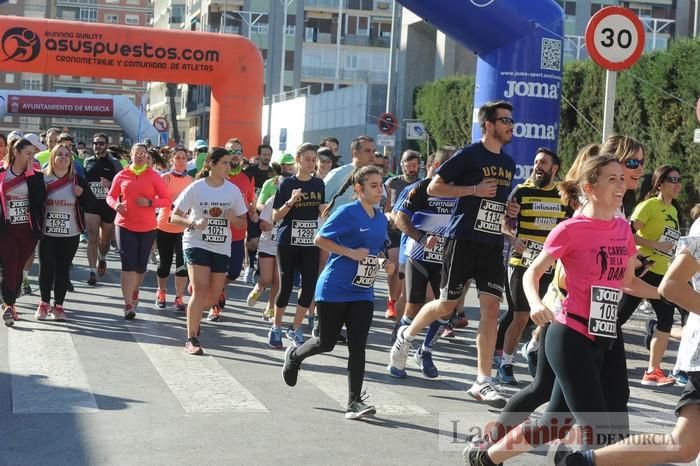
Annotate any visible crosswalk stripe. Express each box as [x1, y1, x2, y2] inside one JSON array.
[[126, 313, 268, 414], [9, 320, 99, 414]]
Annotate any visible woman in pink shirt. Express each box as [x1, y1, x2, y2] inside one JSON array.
[[107, 143, 170, 320], [465, 155, 659, 466]]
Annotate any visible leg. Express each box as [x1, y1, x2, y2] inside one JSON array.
[[186, 264, 210, 338], [476, 293, 501, 379], [85, 213, 101, 271], [344, 301, 374, 403], [273, 246, 295, 328], [98, 221, 115, 259], [292, 301, 346, 361], [156, 230, 176, 293], [291, 246, 320, 330], [173, 233, 187, 298], [53, 236, 80, 305], [38, 236, 56, 304]]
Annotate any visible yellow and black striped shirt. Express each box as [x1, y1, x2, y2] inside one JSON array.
[[509, 179, 572, 268]]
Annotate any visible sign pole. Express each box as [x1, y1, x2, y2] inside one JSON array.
[[602, 70, 617, 141]]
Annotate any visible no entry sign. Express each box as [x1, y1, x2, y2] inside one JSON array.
[[585, 6, 645, 71]]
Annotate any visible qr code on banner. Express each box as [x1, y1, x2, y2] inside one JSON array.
[[541, 38, 562, 71]]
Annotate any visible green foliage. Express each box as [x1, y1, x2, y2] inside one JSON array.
[[413, 39, 700, 215]]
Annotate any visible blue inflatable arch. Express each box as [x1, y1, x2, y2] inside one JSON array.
[[396, 0, 564, 181]]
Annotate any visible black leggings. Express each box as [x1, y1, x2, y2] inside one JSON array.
[[156, 230, 186, 278], [0, 225, 37, 305], [116, 226, 156, 274], [275, 245, 319, 308], [292, 300, 374, 404], [617, 271, 675, 332], [39, 235, 80, 305]]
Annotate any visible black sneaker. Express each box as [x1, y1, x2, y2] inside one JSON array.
[[282, 346, 301, 387], [546, 440, 591, 466], [87, 272, 97, 286], [66, 279, 74, 293], [337, 329, 347, 344], [185, 337, 203, 355], [345, 393, 376, 420], [462, 443, 501, 466]]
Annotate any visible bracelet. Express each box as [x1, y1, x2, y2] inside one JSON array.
[[285, 200, 294, 209]]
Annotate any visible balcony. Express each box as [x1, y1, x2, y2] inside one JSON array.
[[341, 34, 389, 48], [301, 66, 387, 83], [305, 0, 344, 10]]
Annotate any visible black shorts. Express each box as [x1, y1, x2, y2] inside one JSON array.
[[675, 372, 700, 416], [247, 217, 261, 240], [405, 258, 442, 304], [506, 265, 554, 311], [387, 228, 401, 249], [439, 238, 505, 301], [259, 251, 275, 259], [86, 200, 116, 224]]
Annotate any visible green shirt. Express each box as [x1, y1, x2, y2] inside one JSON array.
[[632, 197, 680, 275], [257, 176, 279, 206]]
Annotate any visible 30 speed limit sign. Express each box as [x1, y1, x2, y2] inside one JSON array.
[[585, 6, 645, 71]]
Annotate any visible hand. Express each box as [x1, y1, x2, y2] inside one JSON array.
[[288, 188, 303, 206], [425, 235, 439, 250], [656, 241, 674, 253], [115, 202, 126, 214], [383, 259, 395, 275], [194, 218, 207, 231], [475, 178, 498, 198], [100, 177, 111, 189], [512, 238, 526, 254], [530, 303, 555, 327], [347, 247, 369, 262], [506, 199, 520, 218], [73, 185, 83, 197], [135, 197, 151, 207]]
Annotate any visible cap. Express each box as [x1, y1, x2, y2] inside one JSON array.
[[318, 153, 333, 162], [59, 132, 73, 142], [7, 130, 23, 141], [278, 153, 295, 165], [194, 139, 208, 150], [23, 133, 47, 151]]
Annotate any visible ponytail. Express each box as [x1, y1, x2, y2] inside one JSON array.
[[322, 167, 358, 219]]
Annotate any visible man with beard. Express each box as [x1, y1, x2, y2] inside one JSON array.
[[389, 101, 516, 408], [206, 138, 257, 322], [243, 144, 274, 284], [494, 147, 571, 386]]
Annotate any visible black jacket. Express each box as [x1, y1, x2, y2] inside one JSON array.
[[0, 167, 47, 239]]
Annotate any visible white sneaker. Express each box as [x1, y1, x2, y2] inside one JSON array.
[[244, 267, 255, 284], [467, 381, 507, 409], [388, 326, 412, 377]]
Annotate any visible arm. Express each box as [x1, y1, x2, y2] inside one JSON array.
[[659, 249, 700, 315], [314, 235, 368, 262], [150, 173, 171, 209], [395, 210, 424, 243], [427, 174, 498, 199], [171, 208, 204, 230], [621, 255, 660, 299], [272, 187, 302, 223], [524, 250, 558, 326], [259, 218, 273, 232], [76, 176, 97, 211], [106, 172, 122, 210]]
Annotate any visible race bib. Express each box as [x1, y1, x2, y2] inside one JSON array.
[[422, 235, 446, 264], [202, 217, 228, 243], [474, 199, 505, 235], [8, 199, 29, 224], [352, 255, 379, 288], [291, 219, 317, 246], [656, 226, 680, 258], [270, 226, 279, 243], [520, 239, 553, 273], [45, 211, 71, 235], [89, 181, 107, 199], [588, 286, 620, 339]]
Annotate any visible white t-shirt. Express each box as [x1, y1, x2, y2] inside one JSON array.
[[174, 178, 247, 257], [674, 218, 700, 373], [257, 197, 278, 257]]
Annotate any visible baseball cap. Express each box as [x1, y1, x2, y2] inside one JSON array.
[[7, 130, 23, 142], [59, 132, 73, 142], [23, 133, 47, 151], [317, 147, 334, 162], [278, 153, 295, 165], [194, 139, 208, 150]]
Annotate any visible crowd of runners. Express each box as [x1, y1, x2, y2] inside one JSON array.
[[0, 100, 698, 464]]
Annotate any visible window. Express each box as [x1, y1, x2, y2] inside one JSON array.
[[126, 0, 140, 4], [564, 1, 575, 16], [346, 15, 369, 36], [305, 27, 316, 42], [285, 24, 296, 35], [345, 54, 358, 69], [102, 78, 117, 83], [347, 0, 372, 10], [125, 14, 139, 25], [79, 7, 97, 22], [146, 13, 153, 25], [170, 5, 185, 23], [251, 23, 269, 34], [105, 14, 119, 23], [5, 74, 15, 84], [21, 77, 42, 90]]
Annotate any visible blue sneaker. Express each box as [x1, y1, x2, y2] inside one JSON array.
[[286, 326, 305, 348], [497, 364, 518, 386], [644, 319, 657, 351], [387, 365, 407, 378], [672, 370, 689, 386], [414, 348, 439, 378], [268, 327, 283, 349]]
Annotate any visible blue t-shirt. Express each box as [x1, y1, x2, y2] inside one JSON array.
[[273, 175, 325, 247], [315, 201, 388, 302], [398, 177, 457, 265], [436, 142, 515, 245]]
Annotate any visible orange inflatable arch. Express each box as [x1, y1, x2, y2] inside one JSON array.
[[0, 16, 263, 150]]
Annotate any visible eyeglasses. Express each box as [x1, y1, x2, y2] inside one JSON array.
[[196, 148, 208, 153], [93, 141, 106, 146], [624, 159, 644, 169], [664, 176, 681, 184], [494, 117, 515, 126], [228, 149, 243, 155]]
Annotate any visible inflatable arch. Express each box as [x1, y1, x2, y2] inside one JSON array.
[[396, 0, 564, 181], [0, 90, 160, 143], [0, 16, 263, 150]]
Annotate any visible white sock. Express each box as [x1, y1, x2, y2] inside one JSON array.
[[476, 375, 491, 385], [90, 268, 97, 274], [501, 352, 514, 366], [401, 327, 415, 342]]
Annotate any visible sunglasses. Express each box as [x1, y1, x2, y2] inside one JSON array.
[[624, 159, 644, 169], [664, 176, 681, 184], [228, 149, 243, 155], [492, 117, 515, 126]]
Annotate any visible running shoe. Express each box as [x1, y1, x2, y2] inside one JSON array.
[[244, 267, 255, 285], [35, 301, 50, 320], [387, 326, 411, 378], [286, 326, 305, 348], [155, 289, 166, 309], [442, 325, 455, 338], [174, 296, 186, 312], [414, 348, 439, 378], [2, 304, 14, 327], [641, 368, 675, 387], [463, 443, 501, 466], [268, 327, 283, 349], [345, 393, 376, 420], [184, 337, 203, 355], [545, 440, 591, 466], [247, 285, 262, 307], [337, 330, 347, 343], [671, 370, 689, 386], [22, 277, 32, 296], [262, 306, 274, 322], [207, 305, 222, 322], [87, 272, 97, 286], [644, 318, 657, 351], [282, 346, 301, 387], [497, 364, 518, 386], [467, 381, 507, 409], [124, 304, 136, 320], [51, 304, 66, 322], [97, 259, 107, 277], [453, 312, 469, 329], [384, 299, 397, 319], [217, 291, 226, 310], [132, 291, 139, 308]]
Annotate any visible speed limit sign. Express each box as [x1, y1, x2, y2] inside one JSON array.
[[585, 6, 645, 71]]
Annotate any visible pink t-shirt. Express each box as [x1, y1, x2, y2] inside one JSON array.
[[106, 167, 171, 232], [544, 215, 636, 341]]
